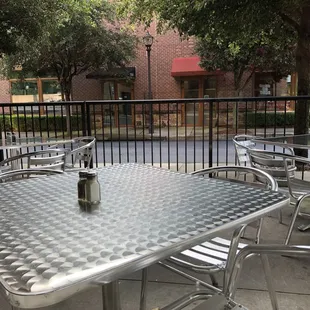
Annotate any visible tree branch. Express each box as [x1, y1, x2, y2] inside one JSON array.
[[240, 67, 256, 92], [279, 12, 301, 35]]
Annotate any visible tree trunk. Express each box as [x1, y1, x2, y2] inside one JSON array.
[[61, 80, 72, 136], [294, 6, 310, 157]]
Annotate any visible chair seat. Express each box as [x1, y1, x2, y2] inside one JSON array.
[[172, 237, 248, 270]]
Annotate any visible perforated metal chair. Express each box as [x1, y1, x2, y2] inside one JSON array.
[[52, 136, 96, 170], [139, 166, 279, 310], [0, 169, 64, 182], [156, 243, 310, 310], [0, 149, 68, 171], [249, 149, 310, 243], [232, 134, 257, 167]]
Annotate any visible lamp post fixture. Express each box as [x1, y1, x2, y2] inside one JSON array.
[[143, 31, 154, 134]]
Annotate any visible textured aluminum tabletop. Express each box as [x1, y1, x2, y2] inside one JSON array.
[[0, 164, 289, 308]]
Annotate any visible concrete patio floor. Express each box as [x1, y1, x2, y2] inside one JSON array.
[[1, 204, 309, 310]]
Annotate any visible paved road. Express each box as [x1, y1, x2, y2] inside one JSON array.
[[93, 140, 287, 165], [8, 139, 298, 169]]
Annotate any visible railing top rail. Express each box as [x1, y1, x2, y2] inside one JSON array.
[[0, 95, 309, 107]]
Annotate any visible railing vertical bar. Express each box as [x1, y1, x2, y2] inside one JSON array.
[[193, 101, 196, 172], [150, 103, 154, 166], [216, 101, 219, 166], [176, 102, 179, 171], [125, 103, 129, 163], [245, 101, 248, 134], [226, 101, 229, 166], [53, 104, 57, 139], [184, 102, 187, 173], [142, 102, 146, 164], [92, 104, 98, 168], [109, 103, 114, 165], [209, 101, 213, 168], [117, 104, 121, 164], [100, 104, 106, 166], [254, 100, 257, 137], [284, 100, 287, 137], [167, 102, 171, 170], [159, 103, 162, 168], [30, 105, 35, 144], [22, 105, 28, 154], [133, 104, 137, 163], [46, 103, 50, 139], [60, 104, 65, 139], [202, 102, 205, 169], [1, 107, 7, 161]]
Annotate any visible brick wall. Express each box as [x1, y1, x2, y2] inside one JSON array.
[[72, 20, 288, 101], [0, 79, 10, 103], [72, 71, 102, 101]]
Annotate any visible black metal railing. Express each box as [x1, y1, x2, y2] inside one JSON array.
[[0, 95, 308, 172]]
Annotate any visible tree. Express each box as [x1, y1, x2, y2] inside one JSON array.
[[196, 35, 294, 97], [0, 0, 62, 55], [118, 0, 310, 156], [4, 0, 136, 101]]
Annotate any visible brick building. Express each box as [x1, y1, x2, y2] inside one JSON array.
[[0, 22, 292, 127]]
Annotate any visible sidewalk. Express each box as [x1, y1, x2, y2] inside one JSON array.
[[95, 127, 296, 141], [15, 126, 299, 141]]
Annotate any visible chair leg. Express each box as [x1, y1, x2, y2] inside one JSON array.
[[209, 273, 218, 287], [285, 197, 304, 245], [278, 209, 283, 224], [261, 254, 279, 310], [139, 268, 148, 310], [255, 218, 263, 244]]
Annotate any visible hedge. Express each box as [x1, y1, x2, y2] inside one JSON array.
[[245, 111, 295, 128], [0, 115, 84, 132]]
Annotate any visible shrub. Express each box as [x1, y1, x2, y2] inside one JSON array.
[[0, 115, 84, 132], [245, 111, 295, 128]]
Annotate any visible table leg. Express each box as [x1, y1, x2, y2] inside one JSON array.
[[102, 280, 122, 310], [9, 149, 20, 170], [139, 268, 148, 310]]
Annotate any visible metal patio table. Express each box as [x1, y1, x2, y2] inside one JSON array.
[[0, 164, 289, 309], [253, 133, 310, 149]]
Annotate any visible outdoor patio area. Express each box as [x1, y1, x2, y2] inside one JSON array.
[[1, 204, 309, 310]]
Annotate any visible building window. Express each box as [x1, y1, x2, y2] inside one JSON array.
[[102, 81, 134, 126], [181, 76, 217, 126], [11, 80, 39, 103], [10, 78, 61, 103], [254, 73, 275, 97]]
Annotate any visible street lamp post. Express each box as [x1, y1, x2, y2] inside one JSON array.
[[143, 31, 154, 134]]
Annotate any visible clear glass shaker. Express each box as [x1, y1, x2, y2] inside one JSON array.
[[85, 171, 101, 205], [77, 171, 88, 206]]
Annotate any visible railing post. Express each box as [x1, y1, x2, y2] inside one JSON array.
[[85, 102, 93, 168], [86, 103, 92, 137], [209, 100, 213, 168]]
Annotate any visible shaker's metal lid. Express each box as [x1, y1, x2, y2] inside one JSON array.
[[79, 170, 89, 177], [85, 170, 98, 178]]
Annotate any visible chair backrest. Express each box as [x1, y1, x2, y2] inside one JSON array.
[[0, 169, 64, 183], [248, 149, 296, 187], [248, 149, 310, 199], [191, 165, 278, 191], [0, 149, 68, 171], [69, 136, 96, 169], [232, 135, 257, 166]]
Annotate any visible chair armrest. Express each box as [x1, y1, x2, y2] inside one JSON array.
[[226, 244, 310, 298]]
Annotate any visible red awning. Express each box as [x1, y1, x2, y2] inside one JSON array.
[[171, 56, 222, 77]]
